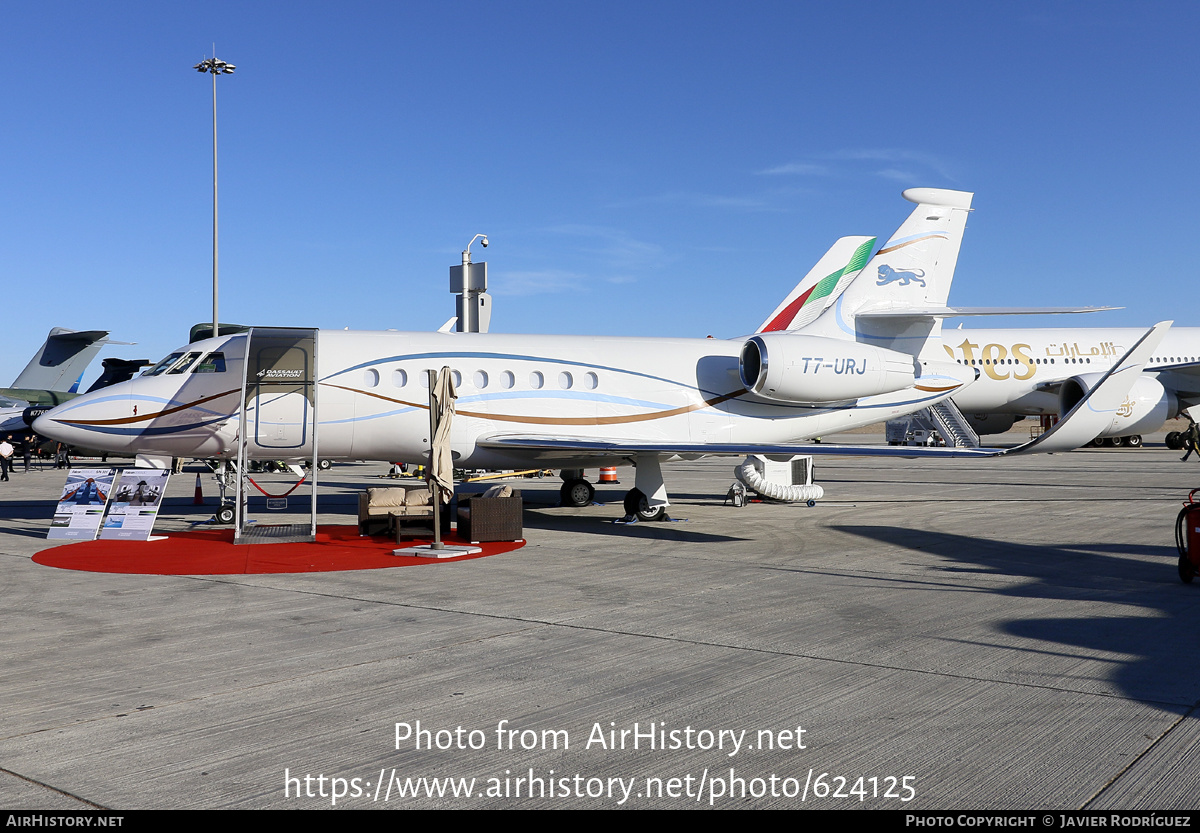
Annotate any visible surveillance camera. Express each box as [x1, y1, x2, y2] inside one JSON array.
[[481, 237, 489, 248]]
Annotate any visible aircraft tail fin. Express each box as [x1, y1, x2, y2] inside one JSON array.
[[757, 236, 876, 333], [84, 358, 153, 393], [11, 328, 116, 391], [802, 188, 974, 357]]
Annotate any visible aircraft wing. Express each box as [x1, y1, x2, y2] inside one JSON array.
[[479, 321, 1171, 461], [856, 305, 1119, 319], [1001, 320, 1170, 454], [477, 434, 997, 459], [1156, 363, 1200, 393]]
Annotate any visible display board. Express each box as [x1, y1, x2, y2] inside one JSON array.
[[47, 468, 116, 540], [99, 469, 171, 540]]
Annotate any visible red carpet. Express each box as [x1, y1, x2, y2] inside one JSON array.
[[33, 525, 524, 575]]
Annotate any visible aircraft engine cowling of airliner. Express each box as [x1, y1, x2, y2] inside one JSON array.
[[1059, 373, 1177, 437], [739, 334, 917, 403], [964, 413, 1020, 436]]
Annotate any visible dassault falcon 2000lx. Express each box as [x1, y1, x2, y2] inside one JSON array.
[[35, 188, 1168, 520]]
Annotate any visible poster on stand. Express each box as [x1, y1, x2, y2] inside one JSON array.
[[47, 468, 116, 540], [100, 469, 171, 540]]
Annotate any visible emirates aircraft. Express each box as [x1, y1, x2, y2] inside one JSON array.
[[34, 189, 1165, 521], [937, 326, 1199, 446]]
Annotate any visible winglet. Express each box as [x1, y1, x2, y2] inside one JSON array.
[[1002, 321, 1172, 455]]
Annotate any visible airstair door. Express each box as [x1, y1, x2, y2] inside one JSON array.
[[244, 328, 317, 455], [234, 328, 320, 544]]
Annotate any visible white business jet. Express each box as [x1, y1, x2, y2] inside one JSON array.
[[34, 189, 1168, 520]]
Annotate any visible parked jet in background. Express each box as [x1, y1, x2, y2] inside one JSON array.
[[0, 328, 143, 434], [939, 325, 1200, 445], [34, 189, 1167, 520], [760, 195, 1189, 449]]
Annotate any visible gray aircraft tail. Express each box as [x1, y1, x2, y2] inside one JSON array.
[[11, 328, 115, 391]]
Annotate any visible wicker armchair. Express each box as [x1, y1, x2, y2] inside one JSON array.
[[457, 488, 523, 543]]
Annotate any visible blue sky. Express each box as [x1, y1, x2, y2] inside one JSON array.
[[3, 1, 1197, 387]]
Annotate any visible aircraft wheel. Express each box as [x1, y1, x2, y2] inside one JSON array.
[[1102, 437, 1119, 448], [1180, 554, 1195, 584], [318, 459, 333, 470], [807, 499, 816, 507], [1123, 435, 1143, 448], [560, 479, 595, 507], [1088, 437, 1105, 448], [216, 505, 235, 525], [624, 488, 666, 522], [1167, 431, 1183, 450]]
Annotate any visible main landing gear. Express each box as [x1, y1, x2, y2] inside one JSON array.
[[558, 456, 672, 521], [1087, 435, 1143, 448], [560, 477, 595, 507], [623, 488, 667, 522]]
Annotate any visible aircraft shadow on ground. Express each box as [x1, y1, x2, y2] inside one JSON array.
[[829, 524, 1197, 712], [521, 506, 747, 544]]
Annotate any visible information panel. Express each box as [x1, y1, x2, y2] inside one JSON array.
[[47, 468, 116, 540], [99, 469, 171, 540]]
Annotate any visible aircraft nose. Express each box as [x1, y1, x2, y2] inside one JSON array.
[[33, 390, 133, 453], [33, 405, 90, 448], [31, 411, 53, 437]]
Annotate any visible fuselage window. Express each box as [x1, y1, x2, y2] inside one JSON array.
[[559, 371, 573, 389], [365, 368, 380, 387], [392, 369, 408, 387], [530, 371, 544, 390], [474, 370, 488, 389], [584, 372, 598, 390], [168, 352, 203, 374], [144, 353, 185, 377], [500, 370, 515, 389], [193, 353, 226, 373]]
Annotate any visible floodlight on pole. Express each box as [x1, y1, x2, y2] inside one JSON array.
[[452, 234, 490, 333], [194, 54, 235, 340]]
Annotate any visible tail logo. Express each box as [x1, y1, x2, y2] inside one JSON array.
[[876, 264, 926, 287]]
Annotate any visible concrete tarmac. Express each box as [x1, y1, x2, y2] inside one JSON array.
[[2, 439, 1199, 809]]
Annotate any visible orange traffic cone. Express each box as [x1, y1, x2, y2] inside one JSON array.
[[599, 467, 619, 483], [193, 473, 204, 505]]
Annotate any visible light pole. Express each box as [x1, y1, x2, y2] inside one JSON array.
[[193, 54, 235, 340]]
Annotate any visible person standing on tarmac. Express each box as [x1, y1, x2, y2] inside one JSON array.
[[0, 436, 13, 482], [1182, 418, 1200, 462]]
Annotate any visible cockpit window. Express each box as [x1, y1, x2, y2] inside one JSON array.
[[192, 353, 226, 373], [168, 352, 203, 375], [143, 353, 185, 377]]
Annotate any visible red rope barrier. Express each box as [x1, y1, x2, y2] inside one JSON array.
[[245, 475, 307, 498]]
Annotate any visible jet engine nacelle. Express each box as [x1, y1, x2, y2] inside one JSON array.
[[739, 334, 917, 403], [1059, 373, 1177, 437], [964, 413, 1020, 436]]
